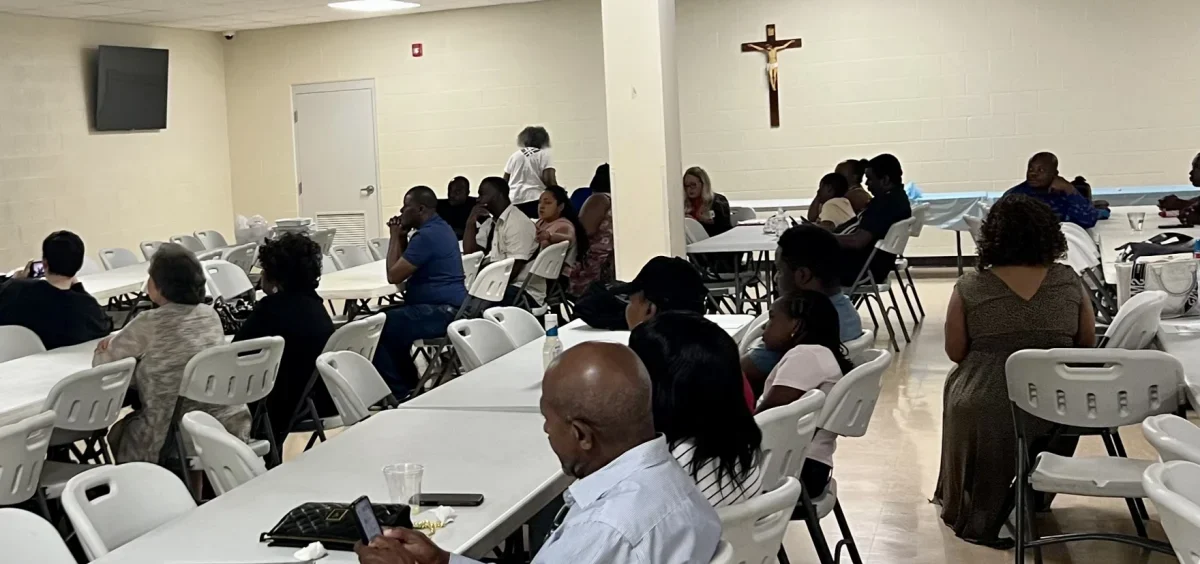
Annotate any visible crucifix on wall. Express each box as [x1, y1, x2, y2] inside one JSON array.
[[741, 24, 802, 128]]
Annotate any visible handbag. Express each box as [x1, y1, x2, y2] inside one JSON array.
[[1130, 256, 1200, 318], [259, 502, 413, 551]]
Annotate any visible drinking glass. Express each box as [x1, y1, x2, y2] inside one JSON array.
[[1127, 211, 1146, 232], [383, 463, 424, 510]]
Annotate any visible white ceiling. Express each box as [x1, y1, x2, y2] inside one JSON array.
[[0, 0, 540, 32]]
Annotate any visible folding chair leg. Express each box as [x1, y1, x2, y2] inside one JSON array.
[[886, 287, 911, 343], [35, 488, 52, 522], [905, 266, 925, 318], [1022, 478, 1043, 564], [1125, 497, 1149, 538], [871, 292, 900, 352], [1015, 435, 1027, 564], [797, 489, 836, 564], [258, 414, 281, 468], [864, 299, 880, 330], [1102, 429, 1150, 521], [832, 501, 863, 564], [895, 269, 920, 327], [174, 428, 199, 503]]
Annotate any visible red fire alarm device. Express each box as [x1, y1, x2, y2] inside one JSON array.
[[412, 43, 423, 57]]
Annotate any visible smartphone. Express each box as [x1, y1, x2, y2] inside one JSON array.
[[413, 493, 485, 507], [351, 495, 383, 544], [30, 261, 45, 278]]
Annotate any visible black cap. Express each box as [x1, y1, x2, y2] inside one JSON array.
[[612, 256, 708, 314]]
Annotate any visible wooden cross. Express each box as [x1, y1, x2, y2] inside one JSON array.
[[741, 24, 802, 128]]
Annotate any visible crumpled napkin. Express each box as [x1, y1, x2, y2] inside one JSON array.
[[412, 506, 457, 536], [293, 541, 328, 561]]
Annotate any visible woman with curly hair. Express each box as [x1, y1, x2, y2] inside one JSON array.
[[932, 194, 1094, 548], [234, 232, 335, 445]]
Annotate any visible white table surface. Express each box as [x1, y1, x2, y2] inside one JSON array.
[[93, 408, 569, 564], [0, 339, 98, 427], [317, 260, 402, 301], [1093, 206, 1200, 280], [686, 225, 780, 254], [78, 263, 149, 302], [404, 315, 754, 412]]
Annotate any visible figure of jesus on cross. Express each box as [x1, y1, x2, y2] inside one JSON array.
[[742, 24, 802, 128]]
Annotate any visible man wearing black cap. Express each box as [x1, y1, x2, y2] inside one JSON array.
[[616, 256, 710, 330]]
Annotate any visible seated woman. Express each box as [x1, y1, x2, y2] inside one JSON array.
[[835, 158, 872, 214], [628, 312, 763, 508], [933, 194, 1092, 548], [568, 164, 614, 297], [755, 290, 854, 497], [684, 166, 732, 237], [806, 173, 856, 229], [234, 233, 335, 446], [97, 243, 251, 464], [535, 185, 590, 279]]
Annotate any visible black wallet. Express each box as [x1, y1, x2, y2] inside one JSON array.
[[259, 502, 413, 551]]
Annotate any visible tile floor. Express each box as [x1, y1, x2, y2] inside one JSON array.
[[782, 277, 1176, 564]]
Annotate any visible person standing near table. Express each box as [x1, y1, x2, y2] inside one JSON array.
[[436, 176, 476, 240], [374, 186, 466, 397], [355, 342, 721, 564], [0, 230, 111, 349], [463, 177, 541, 308], [504, 126, 557, 219], [1003, 152, 1098, 228]]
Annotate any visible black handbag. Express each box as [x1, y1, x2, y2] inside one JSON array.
[[259, 502, 413, 551]]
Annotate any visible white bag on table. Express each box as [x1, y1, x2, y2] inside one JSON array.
[[1128, 253, 1199, 318], [234, 215, 271, 245]]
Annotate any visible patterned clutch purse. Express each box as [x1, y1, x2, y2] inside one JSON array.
[[259, 502, 413, 551]]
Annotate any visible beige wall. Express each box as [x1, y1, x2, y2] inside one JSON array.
[[0, 13, 232, 269], [223, 0, 609, 225]]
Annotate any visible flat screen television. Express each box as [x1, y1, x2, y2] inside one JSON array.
[[95, 46, 168, 131]]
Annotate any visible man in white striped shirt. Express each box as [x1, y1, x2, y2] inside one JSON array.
[[356, 343, 721, 564]]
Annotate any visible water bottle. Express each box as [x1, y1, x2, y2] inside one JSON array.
[[1193, 238, 1200, 259], [763, 208, 786, 235], [542, 314, 563, 371]]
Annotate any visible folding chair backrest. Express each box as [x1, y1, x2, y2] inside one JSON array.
[[818, 349, 890, 437], [484, 306, 544, 348], [528, 240, 569, 280], [194, 230, 229, 250], [736, 311, 769, 355], [1064, 230, 1100, 261], [716, 477, 801, 564], [196, 249, 223, 262], [874, 217, 916, 255], [99, 248, 139, 270], [62, 462, 196, 559], [170, 235, 206, 253], [0, 411, 54, 505], [181, 411, 265, 496], [43, 358, 136, 432], [316, 351, 393, 426], [1142, 461, 1200, 564], [447, 319, 517, 371], [462, 251, 484, 288], [469, 258, 516, 302], [1103, 290, 1165, 350], [1144, 414, 1200, 464], [963, 215, 983, 244], [909, 202, 932, 237], [324, 313, 386, 359], [754, 389, 825, 492], [322, 254, 339, 273], [179, 337, 284, 405], [683, 217, 709, 244], [709, 541, 734, 564], [78, 257, 103, 276], [140, 240, 165, 261], [1005, 348, 1183, 429], [730, 207, 758, 225], [368, 237, 389, 261], [311, 228, 336, 255], [221, 243, 258, 274], [203, 260, 254, 301], [331, 245, 373, 270], [843, 329, 875, 365], [0, 325, 46, 363], [0, 507, 76, 564], [1060, 222, 1093, 248]]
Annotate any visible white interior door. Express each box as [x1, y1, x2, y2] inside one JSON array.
[[293, 79, 381, 245]]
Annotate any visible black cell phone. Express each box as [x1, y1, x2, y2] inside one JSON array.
[[30, 261, 45, 278], [352, 495, 383, 544], [413, 493, 485, 507]]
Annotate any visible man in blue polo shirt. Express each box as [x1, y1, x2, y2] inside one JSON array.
[[374, 185, 467, 396]]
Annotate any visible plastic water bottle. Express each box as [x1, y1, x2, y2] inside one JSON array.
[[1193, 238, 1200, 259], [763, 208, 786, 235], [542, 314, 563, 371]]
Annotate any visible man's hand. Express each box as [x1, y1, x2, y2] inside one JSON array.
[[379, 528, 451, 564], [354, 535, 418, 564], [388, 216, 408, 238], [1049, 176, 1077, 195], [1161, 195, 1189, 211], [471, 204, 491, 222], [13, 261, 33, 280]]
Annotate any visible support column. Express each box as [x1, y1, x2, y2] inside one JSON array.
[[600, 0, 684, 279]]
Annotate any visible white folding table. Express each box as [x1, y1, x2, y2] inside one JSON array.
[[1093, 206, 1200, 280], [92, 408, 569, 563], [316, 260, 402, 319], [78, 263, 150, 303], [1155, 319, 1200, 408], [0, 339, 98, 427]]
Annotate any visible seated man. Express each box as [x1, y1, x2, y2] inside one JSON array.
[[355, 342, 721, 564], [1004, 152, 1098, 228], [618, 256, 709, 330], [806, 172, 856, 229], [435, 176, 476, 240], [1159, 151, 1200, 216], [0, 231, 111, 349], [463, 176, 541, 307], [742, 225, 864, 387], [835, 153, 913, 287], [374, 186, 467, 397]]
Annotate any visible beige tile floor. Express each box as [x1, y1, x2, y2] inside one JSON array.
[[781, 277, 1176, 564]]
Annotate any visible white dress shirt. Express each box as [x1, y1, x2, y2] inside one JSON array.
[[475, 205, 544, 303], [450, 436, 721, 564]]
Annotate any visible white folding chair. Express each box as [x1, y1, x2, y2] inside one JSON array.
[[322, 254, 339, 273], [462, 251, 484, 289], [846, 217, 916, 352], [755, 389, 825, 491], [331, 245, 373, 270], [181, 411, 266, 497], [684, 217, 710, 244], [0, 507, 76, 564], [717, 477, 802, 564], [62, 462, 196, 560], [311, 228, 336, 255], [1060, 222, 1095, 249], [730, 207, 758, 225], [221, 243, 258, 275], [736, 311, 769, 355], [1143, 461, 1200, 563], [709, 541, 734, 564], [1143, 414, 1200, 464], [0, 325, 45, 363], [195, 249, 223, 262], [485, 306, 545, 348], [139, 240, 165, 261], [203, 260, 254, 302], [515, 240, 570, 310], [446, 319, 517, 372], [290, 314, 388, 448], [0, 411, 55, 512], [1101, 290, 1166, 349], [98, 248, 139, 270], [963, 215, 983, 245], [77, 257, 103, 276], [316, 351, 395, 427], [469, 258, 515, 305], [1065, 234, 1118, 322], [368, 237, 389, 261], [194, 230, 229, 250], [170, 235, 206, 253], [894, 202, 931, 323], [843, 329, 874, 365], [1007, 348, 1182, 560]]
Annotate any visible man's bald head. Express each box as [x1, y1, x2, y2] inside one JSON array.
[[540, 342, 656, 478], [1026, 151, 1059, 189]]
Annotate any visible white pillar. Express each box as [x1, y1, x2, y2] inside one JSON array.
[[600, 0, 684, 279]]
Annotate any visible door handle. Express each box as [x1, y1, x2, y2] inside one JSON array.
[[361, 185, 376, 196]]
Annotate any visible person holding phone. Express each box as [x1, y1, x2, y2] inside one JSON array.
[[0, 231, 111, 349]]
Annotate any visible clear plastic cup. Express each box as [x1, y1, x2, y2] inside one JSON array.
[[1127, 211, 1146, 231], [383, 463, 424, 510]]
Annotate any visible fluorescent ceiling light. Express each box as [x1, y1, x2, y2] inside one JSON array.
[[328, 0, 421, 12]]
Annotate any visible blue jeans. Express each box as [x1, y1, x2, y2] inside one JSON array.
[[373, 304, 458, 397]]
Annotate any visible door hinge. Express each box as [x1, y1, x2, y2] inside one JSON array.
[[293, 110, 298, 123], [298, 181, 303, 195]]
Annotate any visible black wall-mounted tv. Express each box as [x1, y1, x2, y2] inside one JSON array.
[[95, 46, 169, 131]]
